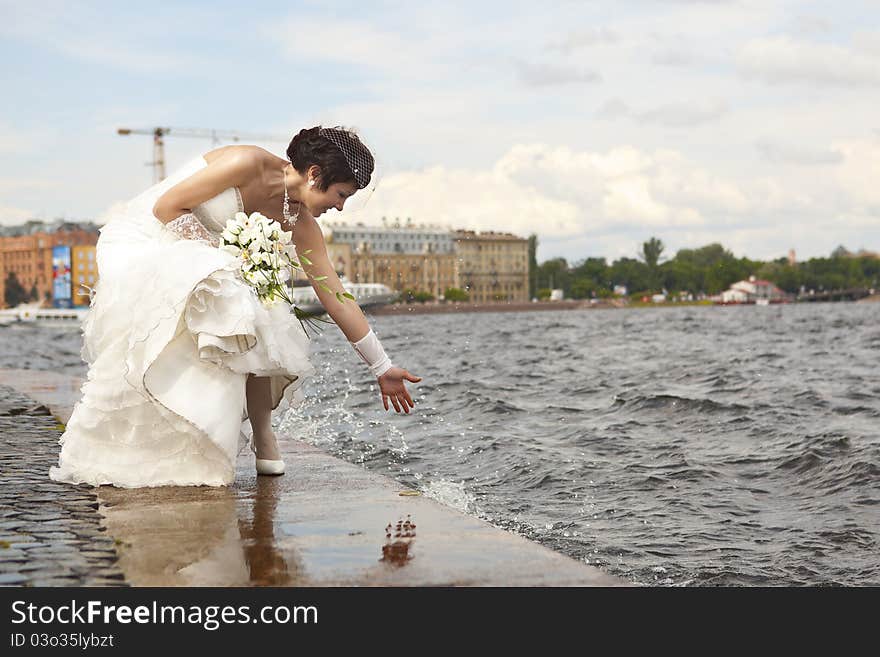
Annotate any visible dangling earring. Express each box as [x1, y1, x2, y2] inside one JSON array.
[[309, 180, 315, 186]]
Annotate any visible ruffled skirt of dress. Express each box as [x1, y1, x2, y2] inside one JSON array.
[[48, 168, 316, 488]]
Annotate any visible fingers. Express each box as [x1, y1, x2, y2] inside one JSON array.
[[381, 382, 418, 414]]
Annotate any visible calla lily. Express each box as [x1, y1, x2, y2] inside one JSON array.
[[218, 209, 346, 328]]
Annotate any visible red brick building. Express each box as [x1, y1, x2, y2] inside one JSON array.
[[1, 227, 99, 308]]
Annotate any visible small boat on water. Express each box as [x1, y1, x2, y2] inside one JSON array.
[[0, 303, 89, 327], [289, 277, 398, 315]]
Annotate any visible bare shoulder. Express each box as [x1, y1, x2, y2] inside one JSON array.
[[153, 145, 267, 222], [203, 145, 266, 176]]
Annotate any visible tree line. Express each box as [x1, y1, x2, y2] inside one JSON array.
[[532, 236, 880, 300], [4, 271, 41, 307]]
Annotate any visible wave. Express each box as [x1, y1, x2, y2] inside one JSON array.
[[606, 393, 752, 415]]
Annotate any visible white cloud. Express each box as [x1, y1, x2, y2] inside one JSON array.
[[348, 162, 582, 238], [595, 98, 630, 119], [0, 177, 52, 195], [596, 98, 728, 127], [514, 60, 601, 86], [0, 205, 34, 225], [835, 138, 880, 208], [756, 138, 843, 165], [0, 2, 200, 73], [266, 18, 411, 75], [0, 131, 37, 155], [546, 28, 620, 54], [1, 2, 877, 265], [637, 99, 728, 127], [344, 134, 880, 263], [854, 29, 880, 58], [350, 143, 760, 243], [739, 36, 880, 87], [790, 15, 833, 37], [652, 48, 698, 67]]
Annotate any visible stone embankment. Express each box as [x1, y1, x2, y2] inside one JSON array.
[[0, 384, 126, 586]]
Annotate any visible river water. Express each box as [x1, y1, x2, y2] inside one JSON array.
[[2, 302, 877, 586]]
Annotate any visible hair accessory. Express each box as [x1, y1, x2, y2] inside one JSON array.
[[318, 127, 374, 189]]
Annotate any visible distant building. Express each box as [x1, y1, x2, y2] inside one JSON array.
[[320, 221, 530, 302], [453, 230, 530, 303], [322, 218, 455, 255], [0, 223, 99, 308], [351, 251, 458, 299], [0, 219, 100, 237], [720, 276, 786, 303], [71, 245, 98, 307]]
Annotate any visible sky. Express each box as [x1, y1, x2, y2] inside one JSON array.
[[1, 0, 878, 264]]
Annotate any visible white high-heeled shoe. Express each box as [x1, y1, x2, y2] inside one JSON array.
[[251, 437, 285, 476]]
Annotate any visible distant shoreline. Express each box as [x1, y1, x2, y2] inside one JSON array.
[[367, 300, 590, 316], [366, 296, 874, 316]]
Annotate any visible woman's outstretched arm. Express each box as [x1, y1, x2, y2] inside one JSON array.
[[291, 214, 370, 342], [292, 214, 422, 413]]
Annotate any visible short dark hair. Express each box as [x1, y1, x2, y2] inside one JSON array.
[[286, 126, 374, 191]]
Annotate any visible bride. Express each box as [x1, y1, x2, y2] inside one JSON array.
[[49, 126, 421, 488]]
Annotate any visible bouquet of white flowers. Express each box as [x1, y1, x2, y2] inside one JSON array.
[[219, 211, 353, 336]]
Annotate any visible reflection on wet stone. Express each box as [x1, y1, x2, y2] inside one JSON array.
[[237, 477, 302, 586]]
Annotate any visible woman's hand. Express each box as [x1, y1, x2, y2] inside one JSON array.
[[377, 367, 422, 413]]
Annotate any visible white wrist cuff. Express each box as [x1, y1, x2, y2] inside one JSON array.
[[351, 328, 393, 378]]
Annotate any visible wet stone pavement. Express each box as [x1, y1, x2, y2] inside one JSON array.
[[0, 370, 627, 587], [0, 384, 126, 587]]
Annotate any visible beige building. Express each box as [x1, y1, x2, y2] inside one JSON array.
[[294, 237, 457, 299], [453, 230, 530, 302], [71, 245, 98, 307], [292, 221, 530, 303], [350, 248, 458, 299]]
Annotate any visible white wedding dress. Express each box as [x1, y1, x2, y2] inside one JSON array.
[[49, 155, 316, 488]]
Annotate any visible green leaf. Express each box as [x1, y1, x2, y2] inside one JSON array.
[[342, 292, 355, 301], [313, 275, 328, 281], [300, 255, 313, 266]]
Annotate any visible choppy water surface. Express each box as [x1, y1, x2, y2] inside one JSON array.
[[3, 302, 878, 585]]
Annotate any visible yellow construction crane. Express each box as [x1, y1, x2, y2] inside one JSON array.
[[117, 126, 288, 183]]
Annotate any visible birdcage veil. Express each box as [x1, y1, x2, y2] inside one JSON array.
[[315, 124, 381, 216]]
